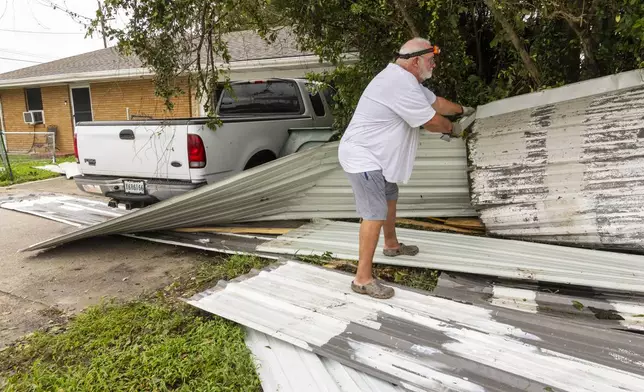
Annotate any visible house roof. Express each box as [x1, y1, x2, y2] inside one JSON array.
[[0, 29, 314, 87]]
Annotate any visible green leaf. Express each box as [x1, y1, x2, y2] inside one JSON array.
[[616, 14, 621, 23]]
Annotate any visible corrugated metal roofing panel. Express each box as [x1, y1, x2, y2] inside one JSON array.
[[434, 273, 644, 331], [24, 133, 474, 252], [188, 260, 644, 392], [245, 328, 404, 391], [469, 69, 644, 251], [0, 194, 281, 258], [256, 220, 644, 293], [0, 195, 128, 227]]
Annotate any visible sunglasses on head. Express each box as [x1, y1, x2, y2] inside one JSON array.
[[394, 45, 441, 59]]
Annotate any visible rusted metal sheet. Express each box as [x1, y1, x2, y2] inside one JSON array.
[[469, 69, 644, 251], [188, 260, 644, 392], [433, 273, 644, 332]]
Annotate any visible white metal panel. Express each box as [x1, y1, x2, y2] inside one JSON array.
[[256, 220, 644, 293], [245, 328, 404, 392], [469, 75, 644, 251], [188, 261, 644, 392], [25, 132, 475, 251]]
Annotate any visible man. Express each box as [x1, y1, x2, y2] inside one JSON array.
[[338, 37, 473, 299]]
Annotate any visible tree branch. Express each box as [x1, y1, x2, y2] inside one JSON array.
[[391, 0, 420, 37], [483, 0, 541, 86]]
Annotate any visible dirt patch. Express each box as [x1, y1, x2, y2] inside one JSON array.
[[0, 209, 201, 348]]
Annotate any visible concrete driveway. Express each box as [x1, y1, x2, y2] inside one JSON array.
[[0, 177, 200, 348]]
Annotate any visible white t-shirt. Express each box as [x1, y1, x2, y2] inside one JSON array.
[[338, 63, 437, 184]]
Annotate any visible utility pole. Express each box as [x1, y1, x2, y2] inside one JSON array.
[[97, 0, 107, 48]]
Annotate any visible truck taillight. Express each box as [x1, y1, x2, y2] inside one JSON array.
[[187, 134, 206, 168], [73, 132, 79, 163]]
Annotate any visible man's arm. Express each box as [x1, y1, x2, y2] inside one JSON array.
[[422, 113, 453, 133], [431, 97, 464, 116]]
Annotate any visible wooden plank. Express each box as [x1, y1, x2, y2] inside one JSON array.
[[396, 218, 481, 235], [445, 218, 485, 229], [173, 227, 293, 235]]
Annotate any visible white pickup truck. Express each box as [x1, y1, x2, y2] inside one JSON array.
[[74, 79, 336, 208]]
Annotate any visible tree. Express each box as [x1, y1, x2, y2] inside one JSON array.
[[85, 0, 643, 132]]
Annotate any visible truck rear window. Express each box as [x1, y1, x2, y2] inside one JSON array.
[[219, 81, 302, 116]]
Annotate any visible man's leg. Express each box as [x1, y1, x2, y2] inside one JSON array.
[[383, 199, 399, 250], [382, 182, 419, 257], [354, 219, 384, 285], [345, 170, 394, 299]]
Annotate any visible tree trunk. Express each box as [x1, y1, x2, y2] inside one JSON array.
[[564, 17, 600, 77], [473, 7, 484, 77], [483, 0, 541, 86], [391, 0, 420, 37]]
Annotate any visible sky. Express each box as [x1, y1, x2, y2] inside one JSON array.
[[0, 0, 121, 74]]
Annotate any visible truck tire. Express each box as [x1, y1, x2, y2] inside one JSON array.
[[244, 150, 276, 170]]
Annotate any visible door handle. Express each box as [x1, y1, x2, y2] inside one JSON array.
[[119, 129, 135, 140]]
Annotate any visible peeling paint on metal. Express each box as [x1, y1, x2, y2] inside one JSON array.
[[470, 70, 644, 251], [257, 219, 644, 293], [245, 328, 404, 391], [433, 273, 644, 331], [187, 260, 644, 392]]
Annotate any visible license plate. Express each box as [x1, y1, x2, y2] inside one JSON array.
[[123, 180, 145, 195]]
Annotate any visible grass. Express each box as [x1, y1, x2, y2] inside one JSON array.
[[295, 251, 440, 291], [0, 248, 440, 391], [0, 254, 271, 392], [0, 155, 76, 187]]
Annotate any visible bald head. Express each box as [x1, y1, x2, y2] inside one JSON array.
[[395, 37, 436, 82], [398, 38, 432, 55]]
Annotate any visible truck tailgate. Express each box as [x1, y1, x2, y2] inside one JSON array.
[[76, 122, 192, 181]]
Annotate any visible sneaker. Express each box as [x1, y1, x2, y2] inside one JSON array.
[[351, 279, 395, 299], [383, 242, 419, 257]]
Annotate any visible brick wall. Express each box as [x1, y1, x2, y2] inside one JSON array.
[[0, 86, 74, 154], [0, 78, 195, 155], [91, 78, 192, 121]]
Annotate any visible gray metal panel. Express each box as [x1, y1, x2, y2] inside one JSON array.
[[433, 273, 644, 332], [245, 328, 404, 392], [24, 133, 474, 251], [0, 194, 281, 258], [256, 220, 644, 293], [0, 194, 128, 227], [469, 71, 644, 251], [187, 260, 644, 392]]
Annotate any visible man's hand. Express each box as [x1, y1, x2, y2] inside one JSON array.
[[460, 106, 475, 117]]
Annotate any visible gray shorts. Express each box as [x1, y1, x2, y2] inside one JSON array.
[[345, 170, 399, 221]]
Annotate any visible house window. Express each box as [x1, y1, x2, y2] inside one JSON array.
[[25, 88, 43, 111]]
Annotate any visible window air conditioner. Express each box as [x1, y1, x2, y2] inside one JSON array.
[[23, 110, 45, 125]]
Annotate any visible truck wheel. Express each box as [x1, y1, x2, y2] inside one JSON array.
[[244, 150, 276, 170]]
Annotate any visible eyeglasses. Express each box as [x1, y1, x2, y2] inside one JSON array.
[[394, 45, 441, 59]]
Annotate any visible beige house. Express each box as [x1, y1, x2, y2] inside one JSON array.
[[0, 30, 341, 155]]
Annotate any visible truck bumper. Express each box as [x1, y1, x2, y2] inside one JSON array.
[[75, 175, 205, 204]]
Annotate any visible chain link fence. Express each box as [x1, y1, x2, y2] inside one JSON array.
[[0, 132, 13, 182], [0, 130, 57, 185]]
